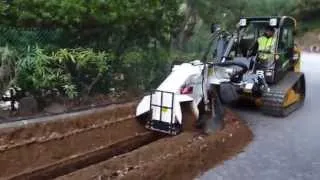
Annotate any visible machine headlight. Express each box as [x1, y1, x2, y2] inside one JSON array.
[[213, 67, 234, 79], [269, 18, 278, 26], [239, 18, 247, 27]]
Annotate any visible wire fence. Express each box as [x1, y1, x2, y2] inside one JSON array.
[[0, 26, 115, 51]]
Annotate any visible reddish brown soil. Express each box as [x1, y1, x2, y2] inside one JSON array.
[[57, 111, 253, 180], [0, 101, 137, 148], [7, 132, 162, 180], [0, 102, 147, 178], [0, 96, 252, 180]]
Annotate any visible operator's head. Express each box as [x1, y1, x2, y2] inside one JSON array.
[[264, 26, 275, 38]]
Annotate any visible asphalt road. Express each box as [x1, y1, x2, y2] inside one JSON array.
[[200, 53, 320, 180]]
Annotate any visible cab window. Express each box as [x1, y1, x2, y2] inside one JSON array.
[[279, 27, 294, 51]]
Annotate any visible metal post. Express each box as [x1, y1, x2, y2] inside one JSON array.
[[171, 92, 174, 134], [160, 91, 163, 122]]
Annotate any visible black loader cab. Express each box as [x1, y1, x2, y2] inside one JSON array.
[[236, 16, 297, 84]]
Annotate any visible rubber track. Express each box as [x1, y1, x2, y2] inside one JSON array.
[[6, 132, 163, 180], [261, 90, 303, 117]]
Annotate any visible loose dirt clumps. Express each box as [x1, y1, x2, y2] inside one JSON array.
[[0, 98, 253, 180], [57, 110, 253, 180], [0, 101, 147, 179], [0, 101, 137, 148]]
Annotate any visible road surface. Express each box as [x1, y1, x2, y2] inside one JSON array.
[[200, 53, 320, 180]]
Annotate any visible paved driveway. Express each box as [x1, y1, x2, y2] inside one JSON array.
[[200, 53, 320, 180]]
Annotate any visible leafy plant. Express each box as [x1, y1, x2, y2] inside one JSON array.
[[0, 45, 19, 93], [15, 46, 115, 99], [53, 48, 114, 95], [16, 46, 74, 97], [62, 84, 78, 99], [120, 47, 170, 91], [1, 0, 319, 102]]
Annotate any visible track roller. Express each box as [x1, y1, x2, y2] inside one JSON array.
[[261, 73, 305, 117]]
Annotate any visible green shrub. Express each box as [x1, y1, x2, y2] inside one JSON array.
[[16, 46, 114, 99], [16, 46, 72, 96], [0, 45, 19, 93], [53, 48, 114, 95], [119, 47, 171, 91]]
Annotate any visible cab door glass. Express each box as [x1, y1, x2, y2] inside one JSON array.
[[279, 28, 288, 51], [279, 28, 293, 58]]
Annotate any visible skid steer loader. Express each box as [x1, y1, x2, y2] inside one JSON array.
[[211, 16, 305, 117], [136, 16, 305, 135]]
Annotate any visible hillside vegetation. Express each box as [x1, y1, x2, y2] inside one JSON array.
[[0, 0, 318, 105]]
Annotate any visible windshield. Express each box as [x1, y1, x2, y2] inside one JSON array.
[[241, 22, 273, 40], [223, 22, 278, 67]]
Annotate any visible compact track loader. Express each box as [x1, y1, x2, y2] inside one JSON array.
[[211, 16, 305, 117], [136, 16, 305, 135]]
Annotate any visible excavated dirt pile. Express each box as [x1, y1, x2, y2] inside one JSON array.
[[58, 110, 253, 180], [0, 100, 253, 180], [0, 101, 150, 179], [0, 101, 138, 146]]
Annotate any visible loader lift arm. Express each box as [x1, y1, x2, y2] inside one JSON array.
[[197, 25, 231, 134]]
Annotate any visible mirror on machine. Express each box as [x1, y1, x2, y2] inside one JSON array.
[[293, 30, 298, 36], [211, 23, 221, 33]]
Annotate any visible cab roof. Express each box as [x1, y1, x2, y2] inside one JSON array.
[[239, 16, 296, 29]]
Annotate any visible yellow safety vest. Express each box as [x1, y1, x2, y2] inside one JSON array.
[[258, 36, 276, 61]]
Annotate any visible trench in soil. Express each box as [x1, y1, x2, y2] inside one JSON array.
[[57, 111, 253, 180], [0, 101, 138, 148], [0, 101, 160, 179], [0, 101, 253, 180], [7, 132, 163, 180]]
